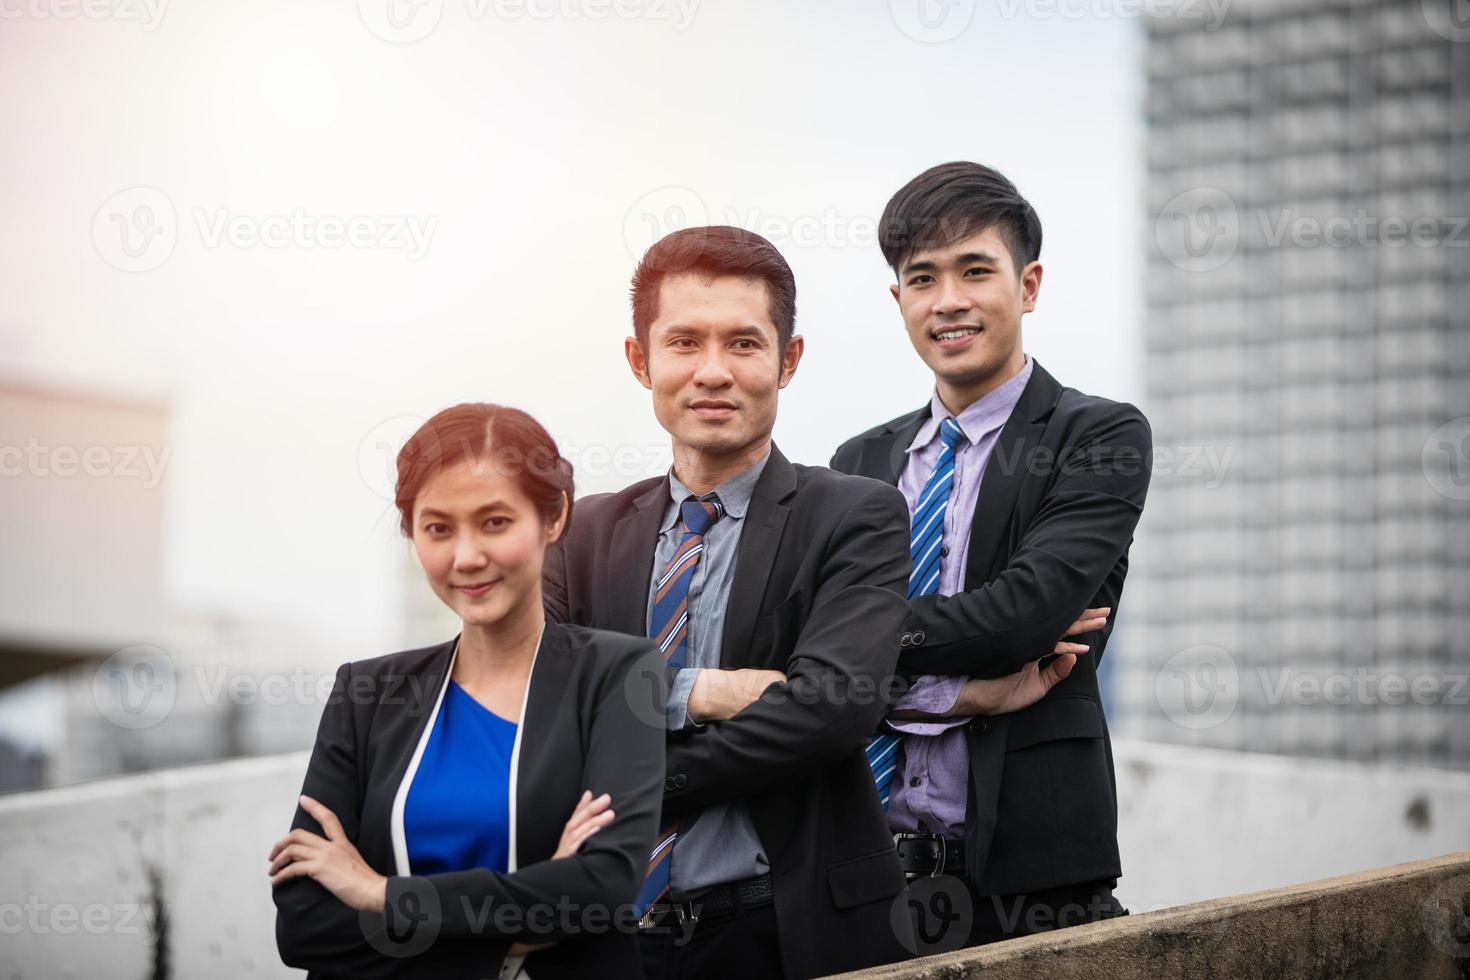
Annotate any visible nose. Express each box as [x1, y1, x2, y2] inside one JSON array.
[[932, 276, 972, 318], [691, 345, 734, 390], [452, 531, 489, 574]]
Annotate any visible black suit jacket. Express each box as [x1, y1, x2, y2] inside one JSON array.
[[273, 622, 666, 980], [831, 360, 1152, 896], [543, 444, 915, 979]]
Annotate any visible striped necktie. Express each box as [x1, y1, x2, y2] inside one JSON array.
[[866, 416, 967, 810], [636, 493, 724, 916]]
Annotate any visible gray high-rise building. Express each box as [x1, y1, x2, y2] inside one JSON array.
[[1113, 0, 1470, 769]]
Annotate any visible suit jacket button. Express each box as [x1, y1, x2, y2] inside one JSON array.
[[899, 632, 912, 647], [664, 776, 677, 791], [674, 774, 688, 789], [913, 630, 926, 645]]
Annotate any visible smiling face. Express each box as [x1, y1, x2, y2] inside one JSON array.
[[892, 225, 1041, 411], [626, 272, 803, 467], [411, 455, 565, 631]]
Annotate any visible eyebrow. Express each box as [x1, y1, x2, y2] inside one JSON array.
[[902, 250, 1004, 277], [663, 323, 771, 340], [417, 502, 510, 521]]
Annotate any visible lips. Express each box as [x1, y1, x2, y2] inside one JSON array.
[[931, 325, 983, 350], [454, 580, 499, 597], [689, 400, 737, 419]]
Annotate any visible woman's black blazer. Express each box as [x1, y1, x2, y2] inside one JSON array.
[[272, 621, 666, 980]]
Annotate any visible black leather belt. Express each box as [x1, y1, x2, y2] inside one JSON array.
[[639, 873, 774, 930], [894, 832, 966, 879]]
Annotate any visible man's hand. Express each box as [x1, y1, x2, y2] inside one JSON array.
[[688, 668, 787, 723], [957, 653, 1077, 716]]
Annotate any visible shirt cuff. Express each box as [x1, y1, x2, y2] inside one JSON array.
[[667, 667, 705, 732], [886, 674, 972, 736]]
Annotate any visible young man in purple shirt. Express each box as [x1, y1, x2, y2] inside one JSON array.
[[832, 162, 1153, 946]]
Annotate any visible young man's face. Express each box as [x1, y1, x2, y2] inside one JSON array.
[[891, 225, 1041, 403], [626, 273, 803, 460]]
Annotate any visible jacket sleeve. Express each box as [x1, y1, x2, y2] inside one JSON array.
[[661, 481, 910, 812], [386, 640, 666, 943], [273, 664, 475, 977], [898, 404, 1153, 678]]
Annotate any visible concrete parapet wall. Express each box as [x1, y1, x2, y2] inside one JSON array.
[[832, 852, 1470, 980]]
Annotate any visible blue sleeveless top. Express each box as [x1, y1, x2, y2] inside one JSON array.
[[403, 679, 518, 874]]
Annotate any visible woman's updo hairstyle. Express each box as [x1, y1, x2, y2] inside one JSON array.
[[394, 403, 574, 538]]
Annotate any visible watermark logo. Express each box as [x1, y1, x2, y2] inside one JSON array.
[[358, 414, 434, 503], [92, 645, 176, 730], [92, 188, 437, 271], [892, 874, 973, 955], [0, 0, 168, 30], [1422, 0, 1470, 43], [365, 876, 442, 958], [359, 0, 698, 43], [889, 0, 974, 42], [1155, 187, 1239, 273], [92, 186, 177, 273], [1422, 416, 1470, 502], [358, 0, 443, 42], [1419, 874, 1470, 958], [1155, 644, 1238, 730], [623, 185, 709, 261]]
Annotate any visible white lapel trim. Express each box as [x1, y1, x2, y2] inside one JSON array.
[[387, 625, 548, 873], [389, 637, 461, 876]]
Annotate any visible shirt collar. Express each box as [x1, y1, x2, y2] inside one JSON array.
[[662, 446, 773, 530], [906, 354, 1034, 455]]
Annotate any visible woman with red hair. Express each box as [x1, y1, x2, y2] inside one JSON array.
[[268, 403, 664, 979]]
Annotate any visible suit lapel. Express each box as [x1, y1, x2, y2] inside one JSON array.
[[604, 479, 668, 637], [883, 409, 929, 484], [963, 362, 1063, 586], [721, 445, 797, 667]]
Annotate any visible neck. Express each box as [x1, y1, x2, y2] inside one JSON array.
[[671, 435, 771, 496], [455, 595, 545, 683], [936, 351, 1027, 417]]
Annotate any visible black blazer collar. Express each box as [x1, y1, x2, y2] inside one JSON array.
[[603, 443, 798, 660]]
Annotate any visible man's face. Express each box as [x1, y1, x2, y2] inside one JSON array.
[[626, 274, 802, 459], [892, 225, 1041, 397]]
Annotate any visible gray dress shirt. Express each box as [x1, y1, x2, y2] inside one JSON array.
[[647, 450, 771, 898]]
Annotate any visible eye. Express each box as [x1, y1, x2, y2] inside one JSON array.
[[964, 267, 990, 277], [732, 339, 758, 350], [425, 522, 449, 535], [670, 337, 697, 349], [484, 516, 512, 530], [907, 274, 934, 287]]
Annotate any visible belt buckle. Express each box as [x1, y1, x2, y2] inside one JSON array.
[[894, 832, 947, 880], [638, 902, 699, 931]]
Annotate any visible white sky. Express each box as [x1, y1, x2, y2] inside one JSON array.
[[1, 0, 1143, 650]]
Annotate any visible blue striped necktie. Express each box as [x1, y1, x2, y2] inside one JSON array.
[[636, 493, 723, 916], [866, 416, 967, 810]]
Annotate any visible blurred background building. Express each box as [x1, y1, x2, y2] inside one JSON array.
[[1112, 0, 1470, 769]]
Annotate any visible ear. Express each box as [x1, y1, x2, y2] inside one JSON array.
[[778, 334, 804, 390], [1020, 261, 1043, 314], [889, 282, 901, 308], [625, 336, 653, 390], [545, 491, 569, 545]]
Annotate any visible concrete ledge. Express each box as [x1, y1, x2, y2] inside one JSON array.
[[833, 852, 1470, 980]]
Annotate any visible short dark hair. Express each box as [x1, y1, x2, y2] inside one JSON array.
[[630, 225, 796, 354], [879, 162, 1042, 278]]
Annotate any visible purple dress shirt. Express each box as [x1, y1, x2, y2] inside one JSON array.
[[886, 355, 1034, 837]]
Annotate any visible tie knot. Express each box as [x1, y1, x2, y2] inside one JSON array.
[[939, 416, 966, 451], [680, 494, 724, 536]]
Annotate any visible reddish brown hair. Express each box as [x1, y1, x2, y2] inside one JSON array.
[[394, 403, 573, 537]]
